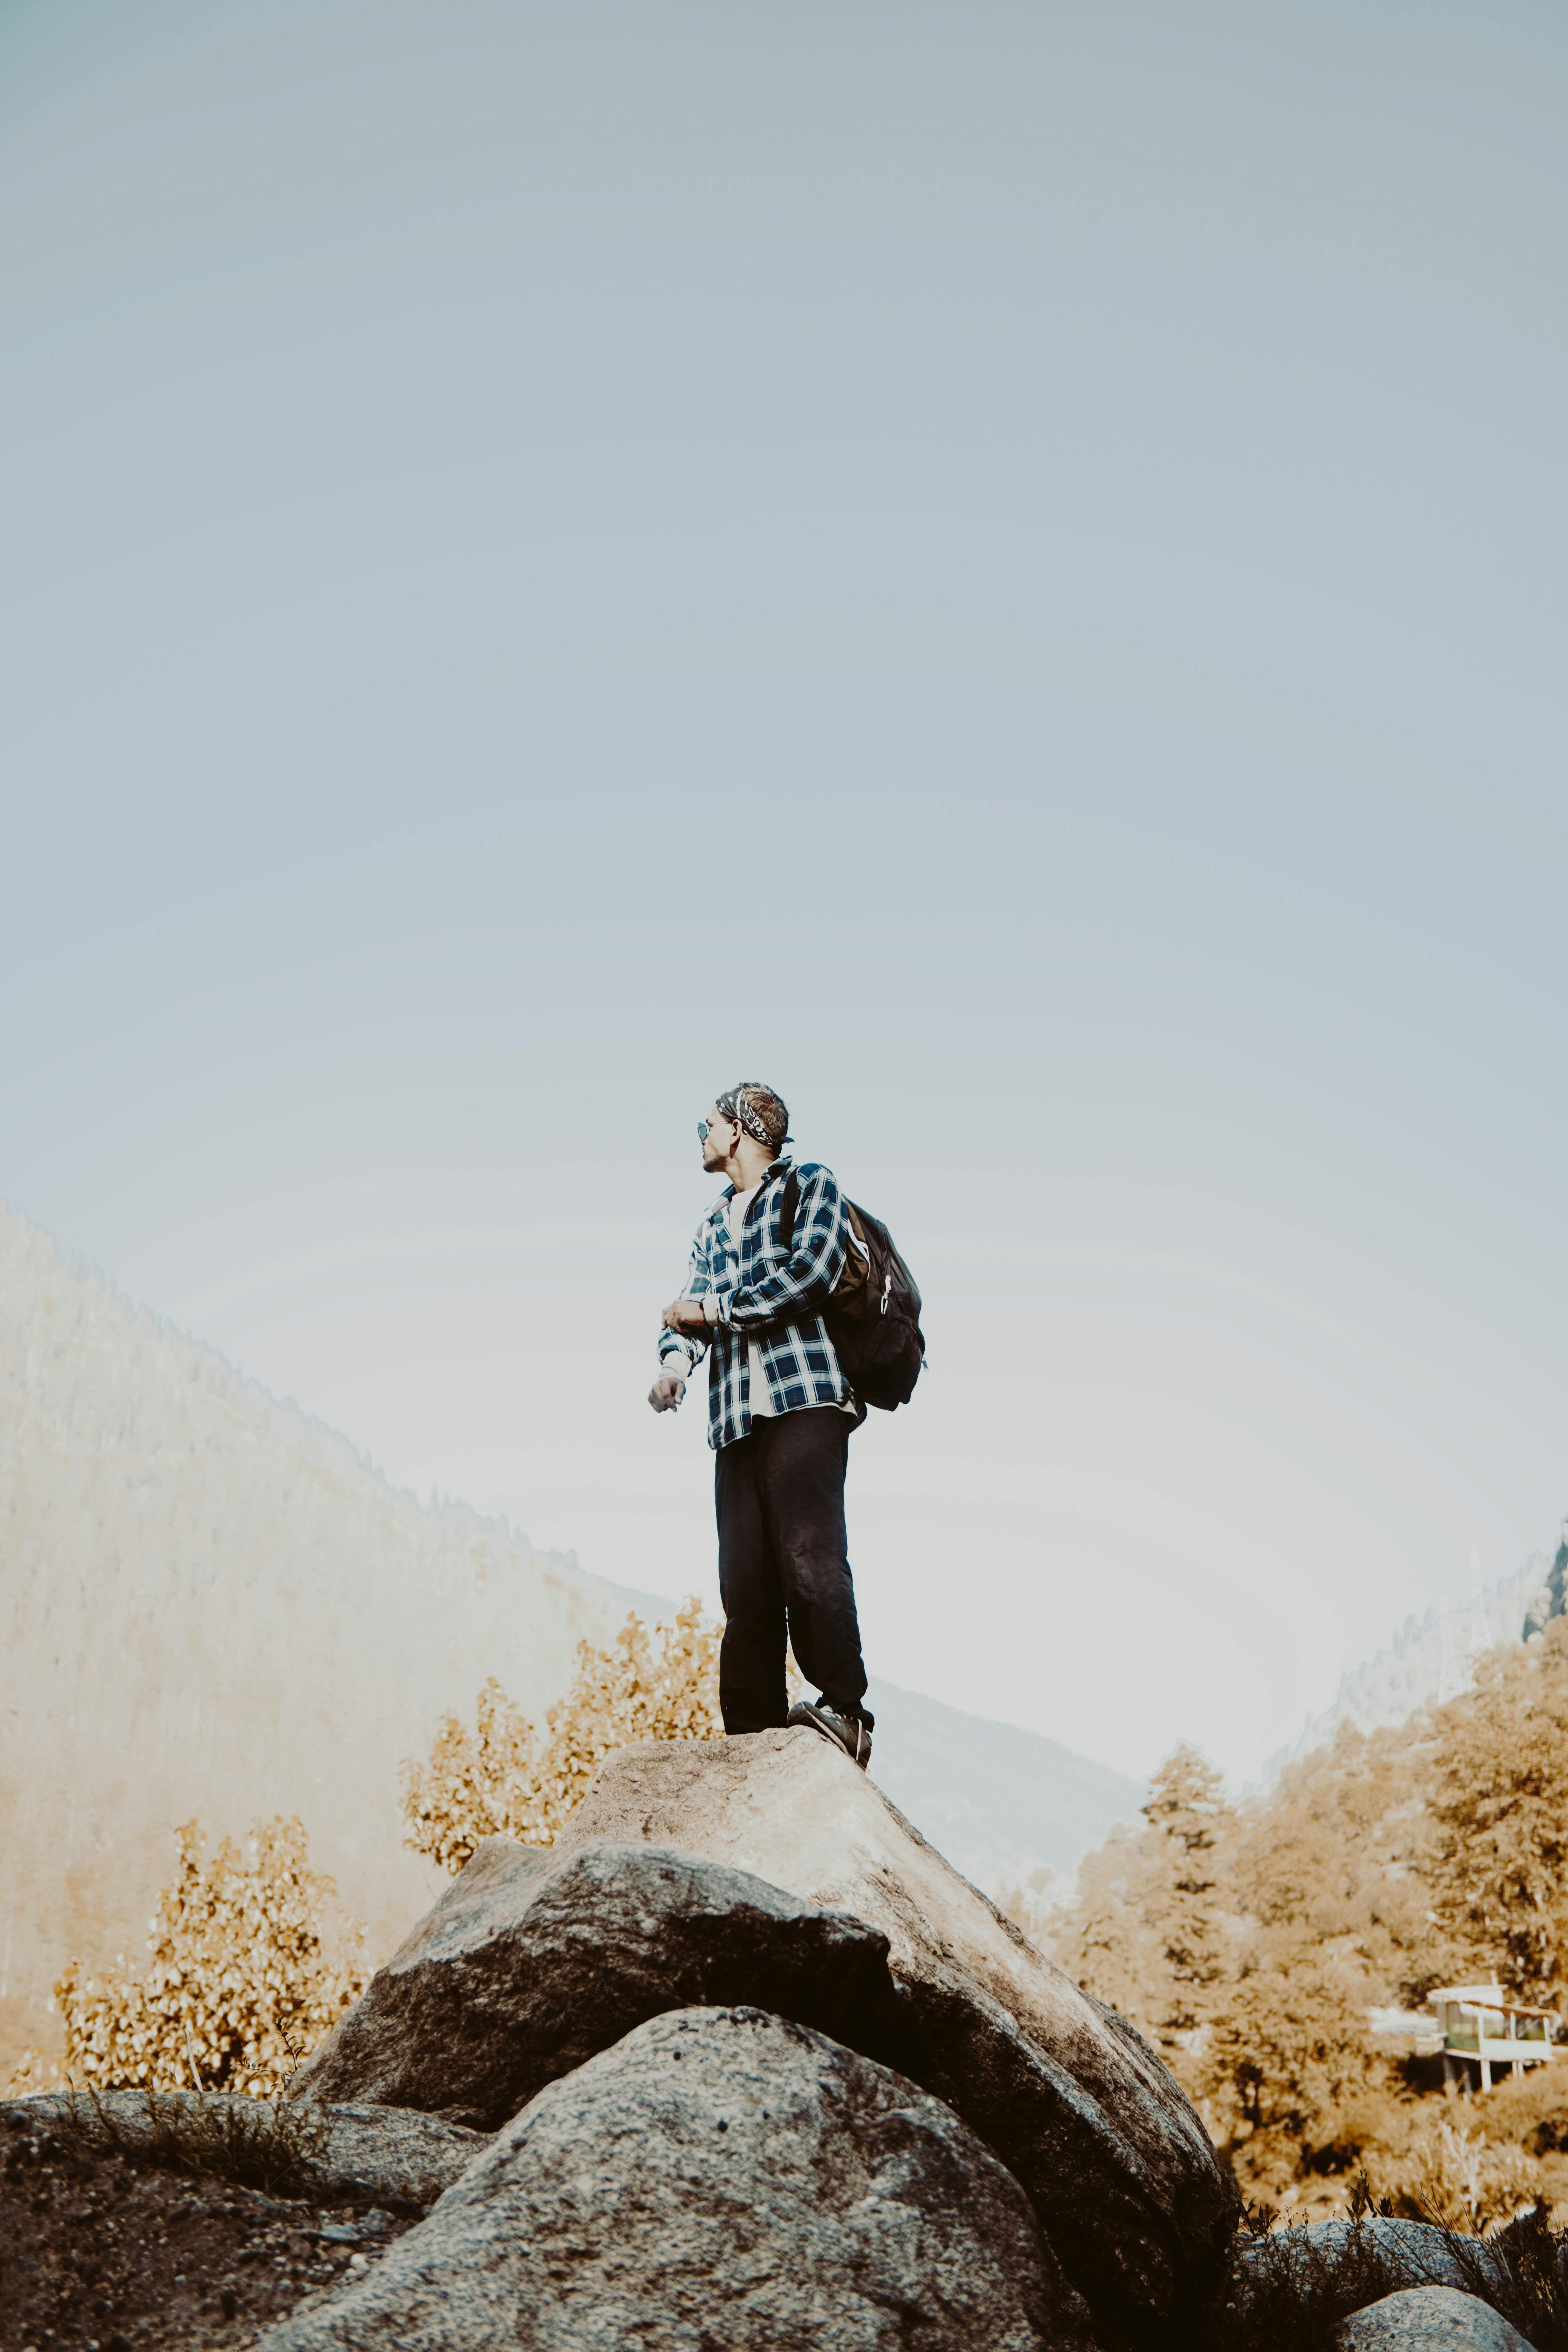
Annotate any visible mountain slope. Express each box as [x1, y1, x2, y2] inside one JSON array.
[[866, 1679, 1143, 1893], [0, 1205, 658, 2079]]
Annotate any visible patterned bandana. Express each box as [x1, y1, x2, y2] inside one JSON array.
[[716, 1085, 789, 1152]]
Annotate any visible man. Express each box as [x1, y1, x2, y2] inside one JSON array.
[[648, 1082, 874, 1768]]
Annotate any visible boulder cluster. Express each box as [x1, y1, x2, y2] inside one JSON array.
[[156, 1727, 1528, 2352]]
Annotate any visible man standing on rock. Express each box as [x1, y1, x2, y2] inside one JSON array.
[[648, 1082, 874, 1769]]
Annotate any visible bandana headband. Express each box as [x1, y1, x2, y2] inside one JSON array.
[[716, 1085, 790, 1151]]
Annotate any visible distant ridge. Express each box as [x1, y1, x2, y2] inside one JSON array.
[[1272, 1524, 1568, 1775], [866, 1680, 1143, 1895], [0, 1201, 660, 2080]]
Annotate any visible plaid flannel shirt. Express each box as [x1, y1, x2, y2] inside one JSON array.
[[658, 1158, 853, 1450]]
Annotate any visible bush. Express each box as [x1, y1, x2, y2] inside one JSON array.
[[400, 1598, 724, 1873], [39, 1817, 365, 2099]]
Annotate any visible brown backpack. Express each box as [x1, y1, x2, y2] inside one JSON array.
[[779, 1170, 926, 1412]]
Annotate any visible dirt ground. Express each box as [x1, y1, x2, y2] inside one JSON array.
[[0, 2112, 417, 2352]]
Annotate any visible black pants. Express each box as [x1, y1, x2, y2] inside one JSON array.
[[714, 1406, 872, 1735]]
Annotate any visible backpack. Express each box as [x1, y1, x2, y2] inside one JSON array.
[[779, 1168, 926, 1412]]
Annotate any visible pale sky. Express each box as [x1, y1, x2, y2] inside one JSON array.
[[2, 0, 1566, 1782]]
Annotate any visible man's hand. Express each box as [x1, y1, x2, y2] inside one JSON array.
[[661, 1297, 711, 1334], [648, 1372, 686, 1414]]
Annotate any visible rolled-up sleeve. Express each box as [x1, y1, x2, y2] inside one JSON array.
[[657, 1221, 718, 1374]]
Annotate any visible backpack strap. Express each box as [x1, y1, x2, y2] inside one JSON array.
[[779, 1165, 800, 1253]]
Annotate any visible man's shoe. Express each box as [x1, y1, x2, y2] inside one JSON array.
[[786, 1700, 872, 1771]]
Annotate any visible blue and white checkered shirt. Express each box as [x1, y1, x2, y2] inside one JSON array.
[[657, 1158, 855, 1450]]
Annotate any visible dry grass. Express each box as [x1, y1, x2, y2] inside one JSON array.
[[1204, 2185, 1568, 2352], [15, 2082, 333, 2202]]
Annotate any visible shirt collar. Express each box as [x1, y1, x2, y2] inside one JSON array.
[[719, 1156, 792, 1204]]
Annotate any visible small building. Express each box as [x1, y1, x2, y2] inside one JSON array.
[[1427, 1984, 1561, 2091]]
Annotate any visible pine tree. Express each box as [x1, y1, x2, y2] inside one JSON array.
[[1140, 1743, 1232, 2038]]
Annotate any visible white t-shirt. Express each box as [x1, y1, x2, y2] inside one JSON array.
[[726, 1183, 777, 1417]]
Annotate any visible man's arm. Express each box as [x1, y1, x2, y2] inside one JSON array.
[[725, 1162, 847, 1330], [649, 1222, 714, 1412]]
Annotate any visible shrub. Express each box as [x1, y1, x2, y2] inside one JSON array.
[[400, 1598, 724, 1873], [1372, 2110, 1544, 2232], [42, 1817, 365, 2098]]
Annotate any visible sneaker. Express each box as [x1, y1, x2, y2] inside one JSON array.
[[786, 1700, 873, 1771]]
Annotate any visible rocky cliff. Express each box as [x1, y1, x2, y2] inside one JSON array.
[[1274, 1530, 1568, 1774]]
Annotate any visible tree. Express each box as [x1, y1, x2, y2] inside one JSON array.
[[1201, 1943, 1371, 2143], [1051, 1820, 1170, 2037], [400, 1599, 724, 1873], [1050, 1744, 1234, 2085], [1426, 1616, 1568, 2007], [50, 1817, 365, 2098], [1140, 1744, 1232, 2037], [1051, 1604, 1568, 2211]]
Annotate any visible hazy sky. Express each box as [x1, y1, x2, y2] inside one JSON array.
[[3, 0, 1565, 1781]]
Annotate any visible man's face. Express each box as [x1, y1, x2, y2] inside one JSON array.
[[700, 1105, 737, 1172]]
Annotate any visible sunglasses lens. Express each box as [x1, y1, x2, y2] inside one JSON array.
[[697, 1121, 710, 1142]]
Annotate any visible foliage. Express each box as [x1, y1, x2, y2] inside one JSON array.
[[36, 1817, 365, 2099], [1049, 1614, 1568, 2214], [1427, 1618, 1568, 2008], [1376, 2111, 1543, 2233], [1052, 1744, 1233, 2087], [1204, 1949, 1372, 2146], [400, 1598, 724, 1873], [1141, 1745, 1233, 2039]]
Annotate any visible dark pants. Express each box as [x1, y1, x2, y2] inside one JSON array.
[[714, 1406, 872, 1735]]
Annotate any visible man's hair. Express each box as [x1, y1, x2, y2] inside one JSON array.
[[717, 1082, 790, 1156]]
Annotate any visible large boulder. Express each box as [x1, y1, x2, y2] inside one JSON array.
[[259, 2005, 1098, 2352], [288, 1837, 902, 2128], [0, 2090, 485, 2206], [1336, 2287, 1533, 2352], [548, 1728, 1236, 2347]]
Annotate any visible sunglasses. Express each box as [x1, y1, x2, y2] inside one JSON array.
[[697, 1115, 737, 1143]]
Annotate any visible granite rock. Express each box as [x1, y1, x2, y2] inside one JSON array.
[[260, 2005, 1098, 2352], [1336, 2286, 1533, 2352], [287, 1836, 901, 2129], [548, 1728, 1236, 2347]]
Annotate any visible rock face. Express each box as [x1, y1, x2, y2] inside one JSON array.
[[0, 2091, 486, 2208], [260, 2005, 1096, 2352], [289, 1837, 902, 2129], [1336, 2287, 1533, 2352], [549, 1729, 1236, 2347]]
